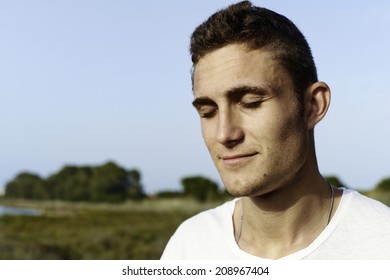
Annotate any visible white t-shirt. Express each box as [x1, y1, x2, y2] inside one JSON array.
[[161, 189, 390, 259]]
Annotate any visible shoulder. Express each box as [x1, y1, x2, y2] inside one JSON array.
[[343, 188, 390, 222], [161, 199, 237, 259], [169, 198, 236, 239], [305, 189, 390, 259], [338, 188, 390, 247], [323, 189, 390, 259], [179, 199, 235, 230]]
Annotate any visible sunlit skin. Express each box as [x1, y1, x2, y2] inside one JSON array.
[[192, 44, 341, 259]]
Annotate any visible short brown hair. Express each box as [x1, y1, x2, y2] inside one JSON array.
[[190, 1, 318, 104]]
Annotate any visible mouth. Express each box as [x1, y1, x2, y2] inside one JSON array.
[[220, 152, 258, 167]]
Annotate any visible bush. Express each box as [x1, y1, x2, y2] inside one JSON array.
[[324, 175, 347, 188], [181, 176, 220, 202], [375, 178, 390, 192], [5, 173, 48, 200], [5, 162, 145, 202]]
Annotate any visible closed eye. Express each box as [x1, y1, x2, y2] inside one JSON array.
[[192, 98, 218, 118], [196, 105, 217, 118], [238, 94, 264, 109], [239, 100, 262, 109], [227, 86, 267, 110]]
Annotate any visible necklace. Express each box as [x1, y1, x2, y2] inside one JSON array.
[[325, 183, 334, 228], [235, 183, 335, 244], [235, 209, 244, 243]]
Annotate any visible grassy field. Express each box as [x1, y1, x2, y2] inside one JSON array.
[[0, 198, 222, 260], [361, 189, 390, 207], [1, 189, 389, 260]]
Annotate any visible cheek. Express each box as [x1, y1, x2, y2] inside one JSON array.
[[201, 122, 215, 154], [201, 122, 208, 142], [276, 116, 308, 162], [260, 112, 307, 157]]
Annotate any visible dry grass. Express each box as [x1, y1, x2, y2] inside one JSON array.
[[0, 197, 224, 260], [0, 191, 388, 260], [0, 197, 223, 216], [362, 190, 390, 207]]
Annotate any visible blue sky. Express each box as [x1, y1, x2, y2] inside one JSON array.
[[1, 0, 390, 194]]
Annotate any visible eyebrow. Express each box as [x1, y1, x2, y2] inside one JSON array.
[[192, 97, 216, 109], [226, 85, 269, 102], [192, 85, 269, 109]]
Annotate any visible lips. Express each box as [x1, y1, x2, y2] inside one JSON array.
[[220, 152, 258, 167]]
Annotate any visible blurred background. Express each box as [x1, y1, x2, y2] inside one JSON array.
[[0, 0, 390, 258], [1, 0, 390, 195]]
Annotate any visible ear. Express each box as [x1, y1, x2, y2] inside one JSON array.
[[304, 81, 331, 130]]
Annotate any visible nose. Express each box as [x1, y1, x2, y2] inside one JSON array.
[[216, 109, 244, 147]]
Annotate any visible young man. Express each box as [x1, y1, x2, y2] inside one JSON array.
[[161, 1, 390, 259]]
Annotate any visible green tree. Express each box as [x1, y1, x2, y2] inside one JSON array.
[[375, 178, 390, 192], [181, 175, 219, 202], [5, 162, 145, 202], [5, 172, 48, 200], [324, 175, 347, 188], [89, 161, 130, 202], [127, 169, 145, 200], [46, 165, 92, 201]]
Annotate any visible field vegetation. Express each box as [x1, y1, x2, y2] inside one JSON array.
[[0, 198, 223, 260], [1, 188, 389, 260], [1, 169, 390, 260]]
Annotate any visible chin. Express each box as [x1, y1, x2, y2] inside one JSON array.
[[223, 179, 264, 197], [221, 171, 281, 197]]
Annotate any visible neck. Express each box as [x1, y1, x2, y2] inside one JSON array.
[[235, 174, 333, 259]]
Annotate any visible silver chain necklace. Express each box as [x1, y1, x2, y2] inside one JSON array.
[[235, 183, 335, 244]]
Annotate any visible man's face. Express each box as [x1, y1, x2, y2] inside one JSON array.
[[192, 44, 310, 197]]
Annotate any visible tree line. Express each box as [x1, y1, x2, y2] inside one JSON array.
[[4, 161, 144, 203], [3, 161, 390, 203], [3, 161, 233, 203]]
